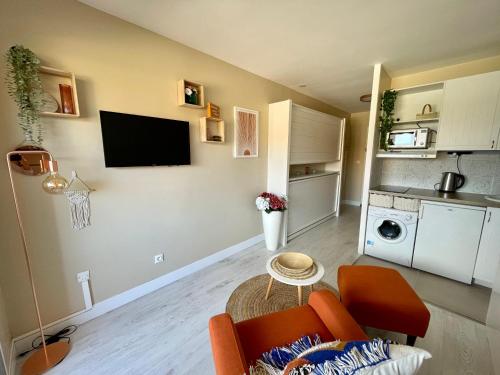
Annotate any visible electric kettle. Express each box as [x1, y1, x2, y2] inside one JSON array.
[[438, 172, 465, 192]]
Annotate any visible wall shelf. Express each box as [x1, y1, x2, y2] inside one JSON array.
[[178, 79, 205, 108], [392, 82, 443, 124], [200, 117, 224, 143], [394, 117, 439, 125], [376, 147, 437, 159], [39, 66, 80, 118]]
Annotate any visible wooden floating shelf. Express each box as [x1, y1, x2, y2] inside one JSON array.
[[178, 79, 205, 108], [39, 66, 80, 118], [200, 117, 224, 143]]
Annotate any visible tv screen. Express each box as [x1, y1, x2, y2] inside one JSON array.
[[99, 111, 190, 167]]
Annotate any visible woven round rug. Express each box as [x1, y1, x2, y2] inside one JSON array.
[[226, 274, 337, 323]]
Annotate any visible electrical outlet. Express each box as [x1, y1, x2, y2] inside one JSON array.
[[154, 254, 164, 264], [77, 270, 90, 283]]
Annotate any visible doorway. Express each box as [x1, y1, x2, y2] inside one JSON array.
[[343, 111, 369, 205]]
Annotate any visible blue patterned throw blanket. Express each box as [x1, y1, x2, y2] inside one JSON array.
[[250, 336, 391, 375]]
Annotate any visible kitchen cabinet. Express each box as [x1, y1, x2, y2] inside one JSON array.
[[437, 70, 500, 151], [289, 105, 343, 164], [474, 207, 500, 285], [412, 201, 485, 284], [287, 173, 339, 235]]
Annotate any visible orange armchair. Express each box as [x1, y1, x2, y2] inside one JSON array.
[[209, 290, 368, 375]]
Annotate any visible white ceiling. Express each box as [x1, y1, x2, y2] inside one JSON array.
[[80, 0, 500, 112]]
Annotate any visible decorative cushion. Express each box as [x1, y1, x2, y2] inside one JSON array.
[[357, 344, 431, 375]]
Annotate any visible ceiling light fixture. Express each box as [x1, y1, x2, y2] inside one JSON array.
[[360, 94, 371, 103]]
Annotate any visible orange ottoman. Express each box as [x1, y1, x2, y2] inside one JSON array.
[[338, 265, 430, 346]]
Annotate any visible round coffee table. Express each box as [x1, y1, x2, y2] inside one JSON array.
[[265, 254, 324, 305]]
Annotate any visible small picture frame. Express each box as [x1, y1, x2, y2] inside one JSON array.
[[234, 107, 259, 158]]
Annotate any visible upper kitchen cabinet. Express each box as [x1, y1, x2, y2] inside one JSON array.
[[437, 70, 500, 151], [289, 104, 344, 164]]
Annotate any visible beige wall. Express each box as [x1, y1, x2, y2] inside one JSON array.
[[343, 112, 369, 204], [391, 54, 500, 89], [0, 287, 10, 375], [0, 0, 348, 336]]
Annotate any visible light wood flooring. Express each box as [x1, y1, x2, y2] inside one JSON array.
[[21, 206, 500, 374]]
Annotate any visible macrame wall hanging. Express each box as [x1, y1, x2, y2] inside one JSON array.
[[64, 171, 95, 230]]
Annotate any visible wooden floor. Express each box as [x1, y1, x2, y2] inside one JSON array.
[[23, 205, 500, 374]]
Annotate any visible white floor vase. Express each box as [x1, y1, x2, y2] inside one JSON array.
[[262, 211, 283, 251]]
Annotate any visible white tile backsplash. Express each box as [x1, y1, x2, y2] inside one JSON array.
[[380, 152, 500, 194]]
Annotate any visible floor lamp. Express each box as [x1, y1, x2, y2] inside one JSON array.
[[6, 150, 70, 375]]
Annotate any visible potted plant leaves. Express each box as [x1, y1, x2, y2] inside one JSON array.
[[379, 90, 398, 151], [6, 45, 47, 175]]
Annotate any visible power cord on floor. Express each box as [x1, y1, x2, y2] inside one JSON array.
[[17, 325, 78, 358]]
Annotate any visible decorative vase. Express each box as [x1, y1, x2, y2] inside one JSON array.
[[59, 84, 75, 114], [262, 211, 283, 251]]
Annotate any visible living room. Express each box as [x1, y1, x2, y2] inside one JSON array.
[[1, 1, 500, 374]]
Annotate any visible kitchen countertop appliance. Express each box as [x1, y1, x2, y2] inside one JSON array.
[[438, 171, 465, 192], [386, 128, 430, 149]]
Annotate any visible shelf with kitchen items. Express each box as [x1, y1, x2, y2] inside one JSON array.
[[376, 82, 443, 158], [376, 124, 439, 159], [177, 79, 205, 108], [39, 66, 80, 118]]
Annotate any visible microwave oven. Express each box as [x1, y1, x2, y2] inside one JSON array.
[[386, 128, 430, 149]]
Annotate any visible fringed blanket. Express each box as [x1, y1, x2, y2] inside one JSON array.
[[250, 336, 391, 375]]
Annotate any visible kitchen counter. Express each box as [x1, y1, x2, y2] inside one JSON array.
[[369, 185, 500, 208]]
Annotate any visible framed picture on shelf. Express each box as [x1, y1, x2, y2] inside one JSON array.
[[233, 107, 259, 158]]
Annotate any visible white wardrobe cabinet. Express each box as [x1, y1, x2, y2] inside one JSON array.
[[474, 207, 500, 286], [289, 105, 343, 164], [267, 100, 345, 247], [437, 70, 500, 151], [288, 173, 339, 235]]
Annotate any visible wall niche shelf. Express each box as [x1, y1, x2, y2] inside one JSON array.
[[39, 66, 80, 118], [178, 79, 205, 108], [200, 117, 224, 143], [392, 82, 443, 125]]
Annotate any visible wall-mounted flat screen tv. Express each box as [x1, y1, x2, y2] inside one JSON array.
[[99, 110, 190, 167]]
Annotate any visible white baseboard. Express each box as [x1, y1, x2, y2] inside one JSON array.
[[13, 233, 264, 355], [473, 277, 492, 288], [342, 199, 361, 206]]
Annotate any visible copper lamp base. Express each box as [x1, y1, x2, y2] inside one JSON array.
[[21, 342, 70, 375]]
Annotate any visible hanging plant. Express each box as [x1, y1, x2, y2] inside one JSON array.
[[5, 45, 44, 145], [379, 90, 398, 150]]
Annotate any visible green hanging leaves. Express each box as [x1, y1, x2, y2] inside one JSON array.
[[379, 90, 398, 151], [5, 45, 44, 144]]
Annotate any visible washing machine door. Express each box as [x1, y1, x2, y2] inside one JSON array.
[[374, 218, 407, 244]]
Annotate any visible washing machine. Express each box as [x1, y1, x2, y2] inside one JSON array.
[[364, 206, 418, 267]]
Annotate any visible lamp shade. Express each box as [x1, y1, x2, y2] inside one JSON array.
[[42, 160, 68, 194]]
